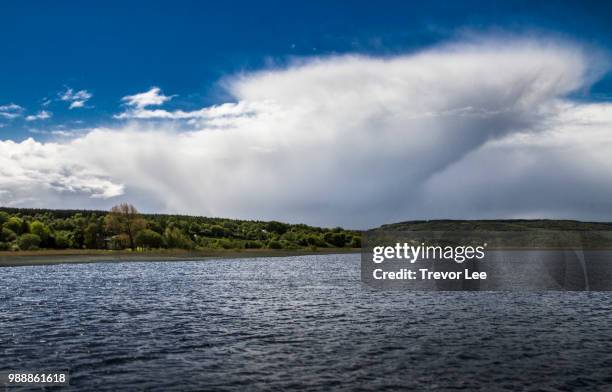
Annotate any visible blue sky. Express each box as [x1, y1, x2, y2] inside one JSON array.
[[2, 0, 612, 140], [2, 1, 612, 227]]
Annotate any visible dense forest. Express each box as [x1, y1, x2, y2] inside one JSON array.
[[0, 204, 361, 251]]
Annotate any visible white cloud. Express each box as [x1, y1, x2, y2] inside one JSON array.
[[0, 103, 24, 119], [114, 100, 270, 122], [25, 110, 52, 121], [60, 88, 92, 109], [120, 87, 173, 110], [0, 138, 124, 208], [1, 38, 611, 227]]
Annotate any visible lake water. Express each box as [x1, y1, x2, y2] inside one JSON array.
[[1, 254, 611, 391]]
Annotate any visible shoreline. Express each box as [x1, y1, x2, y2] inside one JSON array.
[[4, 246, 611, 268], [0, 248, 361, 268]]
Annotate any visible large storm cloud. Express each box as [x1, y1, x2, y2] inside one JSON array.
[[1, 38, 611, 228]]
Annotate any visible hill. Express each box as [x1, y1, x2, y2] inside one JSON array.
[[379, 219, 612, 232], [367, 219, 612, 249]]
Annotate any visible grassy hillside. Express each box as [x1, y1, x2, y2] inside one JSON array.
[[369, 219, 612, 249]]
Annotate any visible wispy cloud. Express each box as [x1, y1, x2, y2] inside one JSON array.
[[114, 100, 266, 122], [121, 87, 173, 109], [25, 110, 52, 121], [60, 88, 92, 109], [0, 103, 24, 119]]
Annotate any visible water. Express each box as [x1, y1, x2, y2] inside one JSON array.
[[1, 254, 611, 391]]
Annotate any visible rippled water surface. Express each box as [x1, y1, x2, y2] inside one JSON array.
[[2, 254, 611, 391]]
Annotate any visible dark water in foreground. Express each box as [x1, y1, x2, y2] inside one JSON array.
[[1, 254, 611, 391]]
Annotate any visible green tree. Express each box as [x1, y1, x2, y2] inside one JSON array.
[[84, 223, 104, 249], [164, 227, 194, 249], [147, 220, 163, 234], [0, 211, 9, 226], [209, 225, 226, 238], [1, 228, 17, 243], [266, 221, 289, 235], [18, 233, 41, 250], [135, 229, 164, 249], [324, 232, 346, 247], [244, 240, 263, 249], [54, 231, 72, 249], [215, 238, 237, 249], [4, 217, 24, 234], [268, 239, 283, 249], [306, 234, 327, 247], [30, 221, 51, 247]]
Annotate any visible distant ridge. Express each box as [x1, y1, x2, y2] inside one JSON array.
[[378, 219, 612, 231]]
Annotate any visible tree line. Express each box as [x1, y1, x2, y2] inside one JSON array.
[[0, 204, 361, 251]]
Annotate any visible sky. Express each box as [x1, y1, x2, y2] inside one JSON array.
[[1, 1, 612, 228]]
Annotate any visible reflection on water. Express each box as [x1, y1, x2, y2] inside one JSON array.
[[1, 254, 611, 391]]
